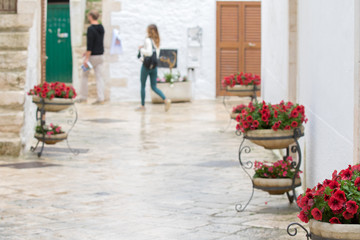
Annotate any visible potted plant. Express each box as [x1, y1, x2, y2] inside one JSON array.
[[28, 82, 77, 112], [231, 104, 246, 120], [294, 164, 360, 239], [253, 157, 302, 195], [34, 123, 67, 144], [236, 101, 307, 149], [222, 72, 261, 97], [151, 72, 191, 103]]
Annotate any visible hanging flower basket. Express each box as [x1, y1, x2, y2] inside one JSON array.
[[226, 85, 260, 97], [309, 220, 360, 240], [34, 132, 68, 145], [253, 177, 301, 195], [245, 125, 304, 149], [32, 96, 74, 112]]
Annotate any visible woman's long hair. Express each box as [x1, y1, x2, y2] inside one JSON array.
[[147, 24, 160, 48]]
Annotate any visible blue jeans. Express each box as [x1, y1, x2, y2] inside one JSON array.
[[140, 66, 166, 106]]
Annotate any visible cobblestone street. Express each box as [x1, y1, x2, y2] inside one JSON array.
[[0, 100, 304, 240]]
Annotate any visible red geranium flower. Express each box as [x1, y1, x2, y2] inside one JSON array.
[[298, 210, 309, 223], [329, 217, 341, 224], [340, 168, 353, 180], [346, 200, 359, 214], [252, 120, 259, 128], [343, 210, 354, 220], [246, 115, 253, 122], [328, 180, 340, 189], [334, 190, 346, 202], [291, 121, 298, 128], [355, 177, 360, 190], [328, 196, 344, 211], [291, 110, 299, 118], [311, 208, 322, 221]]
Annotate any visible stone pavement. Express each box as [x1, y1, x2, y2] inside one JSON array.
[[0, 100, 306, 240]]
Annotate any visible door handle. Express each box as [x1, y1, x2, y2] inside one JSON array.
[[57, 28, 69, 38], [248, 42, 256, 47]]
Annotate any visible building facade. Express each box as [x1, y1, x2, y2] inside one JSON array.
[[262, 0, 360, 187]]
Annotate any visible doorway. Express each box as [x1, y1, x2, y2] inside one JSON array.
[[46, 0, 73, 83], [216, 1, 261, 96]]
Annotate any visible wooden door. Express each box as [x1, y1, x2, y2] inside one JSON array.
[[46, 3, 73, 83], [216, 1, 261, 96]]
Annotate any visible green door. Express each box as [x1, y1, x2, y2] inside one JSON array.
[[46, 4, 73, 83]]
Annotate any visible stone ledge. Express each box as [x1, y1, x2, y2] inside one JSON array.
[[0, 133, 21, 157], [0, 32, 29, 50], [0, 13, 33, 32], [0, 51, 28, 71], [0, 71, 26, 90], [0, 111, 24, 134], [0, 91, 25, 109]]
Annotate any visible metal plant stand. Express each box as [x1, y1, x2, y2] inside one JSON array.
[[235, 128, 304, 212], [30, 98, 79, 157], [221, 85, 259, 132], [287, 223, 311, 240]]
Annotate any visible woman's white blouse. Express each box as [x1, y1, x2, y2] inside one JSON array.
[[140, 38, 160, 58]]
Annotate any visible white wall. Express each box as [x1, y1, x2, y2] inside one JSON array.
[[298, 0, 355, 187], [22, 1, 41, 152], [106, 0, 259, 102], [261, 0, 289, 102]]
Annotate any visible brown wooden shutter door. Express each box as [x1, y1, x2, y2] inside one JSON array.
[[216, 1, 261, 96]]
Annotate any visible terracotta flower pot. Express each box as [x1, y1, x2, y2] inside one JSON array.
[[309, 220, 360, 240], [226, 85, 260, 97], [34, 132, 68, 145], [245, 125, 304, 149], [230, 112, 239, 120], [253, 177, 301, 195], [32, 96, 74, 112]]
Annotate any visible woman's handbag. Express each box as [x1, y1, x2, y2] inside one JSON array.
[[143, 40, 158, 70]]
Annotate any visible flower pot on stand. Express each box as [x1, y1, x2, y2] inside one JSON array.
[[253, 177, 301, 195], [309, 220, 360, 240], [34, 132, 68, 145], [245, 125, 304, 149], [32, 96, 74, 112]]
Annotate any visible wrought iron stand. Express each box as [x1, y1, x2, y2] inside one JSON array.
[[221, 85, 259, 132], [30, 98, 79, 157], [287, 223, 311, 239], [235, 128, 304, 212]]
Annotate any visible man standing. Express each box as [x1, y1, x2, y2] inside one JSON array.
[[79, 10, 105, 105]]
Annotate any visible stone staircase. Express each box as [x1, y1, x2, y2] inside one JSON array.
[[0, 13, 33, 156]]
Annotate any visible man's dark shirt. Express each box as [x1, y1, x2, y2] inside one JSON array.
[[87, 24, 105, 55]]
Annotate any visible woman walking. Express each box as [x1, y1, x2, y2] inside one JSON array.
[[137, 24, 171, 112]]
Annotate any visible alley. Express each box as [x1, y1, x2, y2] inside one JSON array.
[[0, 100, 303, 240]]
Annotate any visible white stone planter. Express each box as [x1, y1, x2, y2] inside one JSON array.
[[309, 219, 360, 240], [34, 132, 68, 145], [253, 177, 301, 195], [151, 81, 192, 103], [226, 85, 260, 97], [32, 96, 74, 112], [245, 126, 304, 149]]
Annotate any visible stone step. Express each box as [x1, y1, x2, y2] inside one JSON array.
[[0, 91, 25, 110], [0, 133, 21, 157], [0, 32, 29, 50], [0, 14, 33, 32], [0, 70, 26, 91], [0, 110, 24, 135], [0, 50, 27, 71]]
